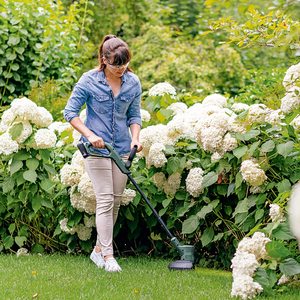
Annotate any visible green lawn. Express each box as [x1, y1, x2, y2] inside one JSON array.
[[0, 255, 299, 300]]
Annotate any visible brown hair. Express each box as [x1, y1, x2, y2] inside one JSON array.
[[98, 34, 132, 72]]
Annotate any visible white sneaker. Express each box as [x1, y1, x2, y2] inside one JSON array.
[[105, 257, 122, 272], [90, 249, 105, 268]]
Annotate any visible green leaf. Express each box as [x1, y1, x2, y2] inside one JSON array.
[[162, 198, 172, 208], [166, 157, 180, 174], [233, 145, 248, 159], [3, 236, 14, 249], [266, 241, 291, 259], [276, 179, 291, 193], [8, 36, 20, 46], [31, 244, 44, 254], [14, 151, 31, 161], [41, 199, 53, 209], [10, 160, 23, 175], [32, 196, 42, 213], [254, 268, 277, 291], [201, 171, 218, 188], [248, 141, 260, 156], [9, 122, 23, 140], [26, 158, 39, 170], [40, 179, 55, 193], [255, 208, 264, 222], [236, 129, 260, 141], [276, 141, 294, 158], [8, 223, 15, 234], [197, 200, 219, 219], [182, 215, 199, 234], [279, 258, 300, 276], [124, 208, 134, 221], [23, 170, 37, 183], [260, 140, 275, 153], [200, 227, 214, 247], [235, 172, 243, 189], [2, 177, 15, 193], [272, 223, 295, 240], [15, 236, 27, 247]]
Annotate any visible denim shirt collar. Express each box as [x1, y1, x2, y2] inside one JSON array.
[[97, 69, 128, 85]]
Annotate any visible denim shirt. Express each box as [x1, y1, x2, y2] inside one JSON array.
[[64, 69, 142, 156]]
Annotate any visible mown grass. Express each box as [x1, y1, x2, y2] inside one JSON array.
[[0, 254, 299, 300]]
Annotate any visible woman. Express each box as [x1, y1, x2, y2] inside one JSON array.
[[64, 35, 142, 272]]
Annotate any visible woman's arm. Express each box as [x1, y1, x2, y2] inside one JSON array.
[[70, 117, 105, 148]]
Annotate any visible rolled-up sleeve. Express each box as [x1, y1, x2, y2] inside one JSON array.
[[126, 81, 142, 127], [63, 78, 89, 122]]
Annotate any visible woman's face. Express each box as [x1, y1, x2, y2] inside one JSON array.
[[103, 57, 129, 78]]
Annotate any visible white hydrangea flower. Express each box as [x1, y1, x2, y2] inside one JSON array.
[[237, 232, 271, 260], [231, 275, 263, 300], [196, 126, 224, 153], [139, 124, 170, 157], [60, 163, 83, 186], [79, 108, 87, 122], [10, 97, 39, 121], [277, 274, 291, 285], [280, 87, 300, 114], [152, 172, 167, 190], [140, 109, 151, 123], [147, 142, 167, 168], [14, 121, 33, 144], [186, 167, 204, 197], [148, 82, 176, 97], [240, 159, 267, 187], [32, 106, 53, 128], [291, 115, 300, 131], [265, 109, 284, 125], [202, 94, 227, 108], [33, 129, 57, 149], [231, 250, 259, 277], [77, 173, 96, 201], [167, 114, 190, 142], [84, 215, 95, 228], [49, 121, 72, 135], [71, 150, 85, 172], [231, 103, 249, 113], [16, 248, 29, 257], [269, 203, 285, 223], [250, 186, 262, 194], [167, 102, 188, 115], [163, 172, 181, 197], [59, 218, 76, 234], [247, 104, 268, 123], [72, 129, 82, 147], [283, 62, 300, 91], [0, 132, 19, 155], [289, 181, 300, 248], [222, 133, 238, 153], [70, 186, 96, 215], [0, 108, 15, 132], [120, 188, 136, 205], [211, 152, 222, 162], [74, 224, 92, 241]]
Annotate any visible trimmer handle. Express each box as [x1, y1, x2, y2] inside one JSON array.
[[77, 142, 131, 174], [125, 145, 138, 169]]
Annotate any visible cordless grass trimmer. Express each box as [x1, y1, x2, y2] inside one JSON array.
[[77, 142, 195, 270]]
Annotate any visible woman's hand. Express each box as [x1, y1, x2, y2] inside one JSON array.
[[131, 140, 143, 152], [87, 133, 105, 148]]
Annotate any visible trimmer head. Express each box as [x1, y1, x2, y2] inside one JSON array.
[[168, 260, 194, 270]]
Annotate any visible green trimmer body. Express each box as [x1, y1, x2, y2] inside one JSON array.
[[77, 142, 195, 270]]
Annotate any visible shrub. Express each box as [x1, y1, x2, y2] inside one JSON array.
[[0, 0, 94, 105]]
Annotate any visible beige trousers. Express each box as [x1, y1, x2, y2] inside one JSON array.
[[84, 156, 127, 256]]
